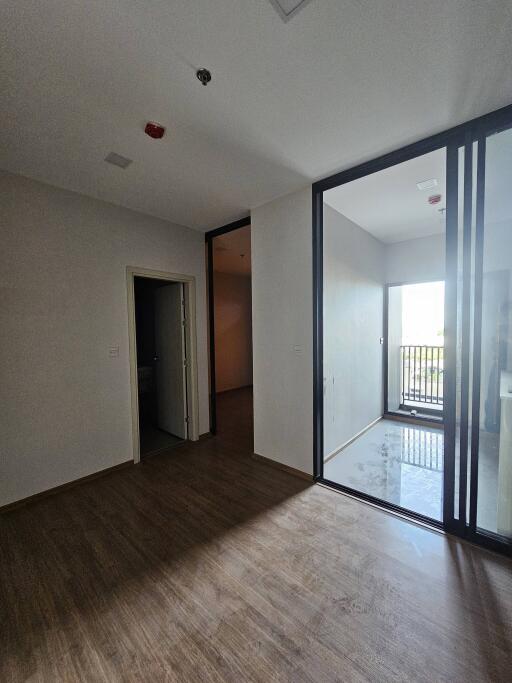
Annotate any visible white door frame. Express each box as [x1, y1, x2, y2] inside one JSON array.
[[126, 266, 200, 463]]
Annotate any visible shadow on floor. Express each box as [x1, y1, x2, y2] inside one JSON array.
[[0, 385, 311, 679], [2, 390, 511, 681]]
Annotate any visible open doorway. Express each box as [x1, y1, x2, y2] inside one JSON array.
[[127, 267, 200, 462], [386, 280, 445, 419], [207, 221, 253, 448], [134, 277, 187, 457], [320, 147, 447, 522]]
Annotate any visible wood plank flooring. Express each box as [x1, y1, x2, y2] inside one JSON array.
[[1, 388, 512, 681]]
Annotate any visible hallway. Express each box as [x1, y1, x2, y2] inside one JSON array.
[[215, 386, 254, 452]]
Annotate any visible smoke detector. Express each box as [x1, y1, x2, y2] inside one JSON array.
[[145, 122, 166, 139], [104, 152, 132, 169], [268, 0, 313, 22]]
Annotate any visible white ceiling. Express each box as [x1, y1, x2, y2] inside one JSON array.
[[324, 148, 447, 243], [1, 1, 512, 232], [324, 127, 512, 244], [213, 226, 251, 276]]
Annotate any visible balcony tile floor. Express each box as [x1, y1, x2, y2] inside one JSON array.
[[324, 418, 499, 529]]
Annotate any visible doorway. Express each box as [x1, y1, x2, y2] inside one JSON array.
[[127, 267, 200, 462], [134, 277, 187, 456], [386, 280, 445, 420], [206, 219, 254, 448], [313, 103, 512, 555], [320, 146, 447, 523]]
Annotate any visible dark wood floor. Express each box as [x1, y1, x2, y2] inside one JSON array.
[[1, 388, 512, 682], [215, 386, 254, 450]]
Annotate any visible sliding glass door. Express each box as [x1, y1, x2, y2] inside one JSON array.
[[314, 104, 512, 554], [321, 147, 448, 524], [445, 122, 512, 551], [474, 124, 512, 543]]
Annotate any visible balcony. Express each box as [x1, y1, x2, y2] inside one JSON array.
[[400, 345, 443, 412]]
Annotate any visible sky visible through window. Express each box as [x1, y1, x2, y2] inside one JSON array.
[[402, 281, 444, 346]]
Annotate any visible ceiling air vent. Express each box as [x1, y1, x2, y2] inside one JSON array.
[[268, 0, 313, 22], [104, 152, 133, 169], [416, 178, 438, 191]]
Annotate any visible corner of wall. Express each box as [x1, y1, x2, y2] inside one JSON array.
[[250, 187, 313, 475]]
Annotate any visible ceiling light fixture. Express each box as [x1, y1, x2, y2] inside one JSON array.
[[268, 0, 313, 22], [416, 178, 438, 191], [104, 152, 132, 169]]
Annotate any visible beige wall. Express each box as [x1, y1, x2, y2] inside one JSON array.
[[214, 271, 252, 393], [0, 171, 209, 506], [385, 233, 445, 284], [323, 204, 385, 458], [251, 187, 313, 476]]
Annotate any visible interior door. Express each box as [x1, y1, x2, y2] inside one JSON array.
[[154, 282, 188, 439]]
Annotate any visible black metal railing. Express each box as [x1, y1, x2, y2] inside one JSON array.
[[400, 345, 444, 408]]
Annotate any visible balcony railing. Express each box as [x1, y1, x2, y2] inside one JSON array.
[[400, 345, 444, 408]]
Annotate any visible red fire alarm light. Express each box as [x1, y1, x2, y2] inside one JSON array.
[[145, 122, 166, 139]]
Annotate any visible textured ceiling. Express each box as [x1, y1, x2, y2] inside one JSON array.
[[1, 1, 511, 231]]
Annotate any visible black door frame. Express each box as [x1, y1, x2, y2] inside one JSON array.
[[313, 102, 512, 555], [205, 216, 251, 434]]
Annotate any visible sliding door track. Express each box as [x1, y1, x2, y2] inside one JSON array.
[[316, 476, 445, 531]]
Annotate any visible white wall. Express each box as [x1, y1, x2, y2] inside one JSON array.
[[251, 187, 313, 475], [385, 233, 445, 284], [323, 204, 385, 457], [214, 271, 253, 392], [0, 171, 209, 506], [249, 198, 446, 473]]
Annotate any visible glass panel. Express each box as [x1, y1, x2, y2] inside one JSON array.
[[388, 282, 444, 414], [475, 126, 512, 538], [322, 148, 446, 520]]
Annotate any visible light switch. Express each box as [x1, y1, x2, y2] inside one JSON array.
[[109, 346, 119, 358], [293, 344, 302, 353]]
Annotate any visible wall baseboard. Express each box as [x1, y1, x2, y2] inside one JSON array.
[[251, 452, 313, 482], [0, 460, 134, 514], [216, 384, 253, 395], [324, 416, 382, 464]]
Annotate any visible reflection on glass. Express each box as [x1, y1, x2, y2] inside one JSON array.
[[476, 127, 512, 538]]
